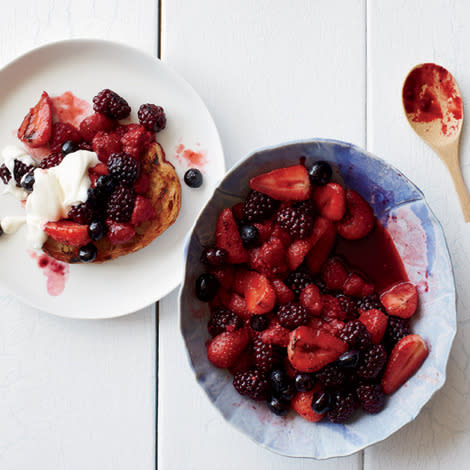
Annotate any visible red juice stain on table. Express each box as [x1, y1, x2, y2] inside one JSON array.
[[29, 251, 69, 296], [335, 221, 408, 292]]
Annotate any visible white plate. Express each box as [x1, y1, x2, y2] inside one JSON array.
[[0, 39, 224, 318]]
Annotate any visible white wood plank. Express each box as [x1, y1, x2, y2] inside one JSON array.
[[159, 1, 365, 468], [365, 0, 470, 468], [0, 1, 157, 469]]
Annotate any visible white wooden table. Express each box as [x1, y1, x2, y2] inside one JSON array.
[[1, 1, 469, 469]]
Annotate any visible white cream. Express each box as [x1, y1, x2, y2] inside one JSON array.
[[1, 215, 27, 234], [0, 145, 35, 200]]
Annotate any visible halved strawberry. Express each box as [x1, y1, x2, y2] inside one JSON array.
[[343, 272, 375, 297], [291, 386, 325, 422], [287, 216, 331, 270], [300, 284, 323, 316], [382, 334, 428, 394], [287, 326, 347, 372], [215, 208, 248, 264], [271, 278, 295, 304], [248, 237, 287, 279], [306, 220, 336, 273], [233, 267, 250, 295], [380, 282, 418, 318], [79, 112, 116, 142], [336, 189, 375, 240], [260, 318, 291, 347], [249, 165, 311, 201], [107, 221, 135, 244], [131, 196, 157, 226], [44, 220, 91, 246], [321, 257, 348, 291], [359, 309, 388, 344], [244, 271, 276, 315], [312, 183, 346, 221], [226, 292, 251, 320], [17, 91, 53, 148], [207, 328, 250, 369]]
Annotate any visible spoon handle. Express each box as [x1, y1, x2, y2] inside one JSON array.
[[439, 146, 470, 222]]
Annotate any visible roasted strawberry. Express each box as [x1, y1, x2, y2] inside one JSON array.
[[382, 334, 428, 394], [380, 281, 418, 318], [244, 271, 276, 315], [106, 221, 135, 244], [130, 195, 156, 226], [336, 189, 375, 240], [291, 386, 325, 422], [287, 326, 347, 373], [312, 183, 346, 221], [343, 272, 374, 297], [306, 219, 336, 273], [248, 237, 287, 279], [226, 292, 251, 320], [271, 278, 295, 304], [17, 91, 52, 148], [44, 220, 91, 246], [92, 131, 122, 163], [249, 165, 311, 201], [260, 318, 291, 347], [321, 257, 348, 291], [215, 208, 248, 264], [359, 309, 388, 344], [207, 328, 250, 369], [133, 172, 150, 194], [300, 284, 323, 316], [79, 112, 115, 142]]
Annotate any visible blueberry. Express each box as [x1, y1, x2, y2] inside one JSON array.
[[279, 381, 295, 401], [195, 273, 219, 301], [88, 220, 107, 241], [78, 243, 97, 263], [96, 175, 115, 194], [311, 390, 332, 414], [21, 171, 35, 192], [61, 140, 79, 155], [294, 373, 315, 392], [239, 224, 259, 247], [267, 396, 288, 416], [269, 369, 291, 396], [184, 168, 203, 188], [309, 161, 332, 186], [249, 314, 270, 332], [337, 350, 360, 369], [200, 247, 228, 266]]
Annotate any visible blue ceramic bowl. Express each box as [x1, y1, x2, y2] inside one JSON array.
[[179, 139, 456, 459]]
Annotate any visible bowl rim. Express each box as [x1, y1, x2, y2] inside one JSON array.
[[178, 137, 457, 459]]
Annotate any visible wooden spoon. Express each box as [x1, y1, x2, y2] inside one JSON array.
[[402, 63, 470, 221]]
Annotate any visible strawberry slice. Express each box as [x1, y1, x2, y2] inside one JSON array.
[[44, 220, 91, 246], [271, 278, 295, 304], [244, 271, 276, 315], [107, 221, 135, 244], [287, 326, 347, 372], [305, 220, 336, 273], [321, 257, 348, 291], [336, 189, 375, 240], [291, 386, 325, 422], [249, 165, 311, 201], [382, 334, 428, 394], [380, 281, 418, 318], [313, 183, 346, 221], [215, 208, 248, 264], [287, 216, 331, 270], [260, 318, 291, 347], [17, 91, 53, 148], [359, 309, 388, 344], [300, 284, 323, 316], [207, 328, 250, 369]]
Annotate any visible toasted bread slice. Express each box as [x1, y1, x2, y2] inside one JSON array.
[[43, 142, 181, 263]]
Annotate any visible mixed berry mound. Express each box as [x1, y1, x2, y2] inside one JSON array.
[[138, 104, 166, 133], [198, 162, 428, 425], [93, 89, 131, 120]]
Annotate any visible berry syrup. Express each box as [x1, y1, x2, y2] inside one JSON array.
[[30, 251, 69, 296]]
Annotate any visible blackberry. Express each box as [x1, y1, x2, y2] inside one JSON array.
[[200, 247, 228, 266], [39, 153, 64, 169], [316, 364, 345, 389], [93, 89, 131, 119], [356, 383, 386, 414], [357, 344, 387, 379], [0, 164, 11, 184], [337, 294, 358, 320], [233, 368, 268, 401], [107, 152, 140, 186], [356, 293, 384, 312], [13, 160, 33, 186], [314, 278, 329, 294], [384, 316, 411, 348], [249, 314, 270, 332], [267, 395, 288, 416], [339, 320, 372, 351], [277, 302, 310, 330], [207, 308, 242, 337], [253, 337, 281, 373], [327, 391, 357, 424], [309, 161, 332, 186], [195, 273, 219, 302], [184, 168, 203, 188], [138, 103, 166, 132], [68, 203, 93, 225], [106, 185, 136, 222], [242, 190, 278, 222], [294, 373, 315, 392], [276, 206, 313, 240], [294, 200, 316, 218], [285, 270, 314, 298]]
